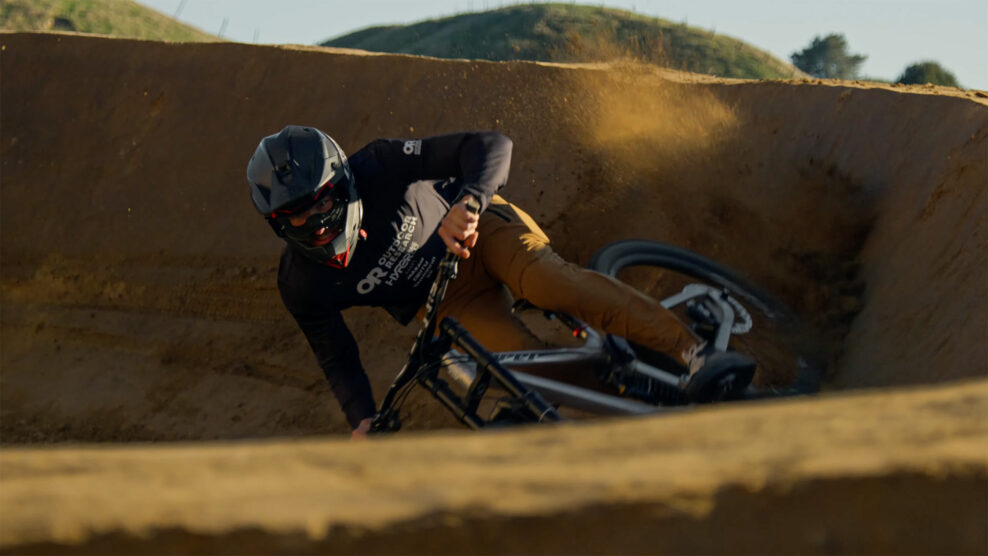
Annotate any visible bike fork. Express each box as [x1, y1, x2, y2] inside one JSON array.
[[441, 317, 562, 423]]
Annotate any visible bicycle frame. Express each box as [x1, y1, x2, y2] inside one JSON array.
[[368, 192, 779, 433], [371, 255, 562, 431], [439, 328, 666, 416], [372, 199, 562, 433], [373, 262, 752, 431], [442, 278, 757, 412]]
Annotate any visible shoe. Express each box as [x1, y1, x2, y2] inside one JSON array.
[[682, 344, 756, 403], [681, 340, 714, 376]]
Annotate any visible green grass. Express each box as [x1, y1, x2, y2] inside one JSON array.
[[321, 3, 805, 80], [0, 0, 218, 42], [1, 1, 804, 80]]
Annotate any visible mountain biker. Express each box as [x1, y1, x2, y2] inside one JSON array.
[[247, 126, 754, 438]]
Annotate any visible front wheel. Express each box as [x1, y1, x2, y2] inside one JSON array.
[[588, 240, 822, 399]]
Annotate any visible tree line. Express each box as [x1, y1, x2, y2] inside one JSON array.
[[790, 33, 960, 87]]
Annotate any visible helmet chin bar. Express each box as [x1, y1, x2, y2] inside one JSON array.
[[286, 233, 350, 266], [325, 246, 352, 269], [277, 196, 363, 268]]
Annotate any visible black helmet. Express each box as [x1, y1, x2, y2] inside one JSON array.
[[248, 125, 363, 268]]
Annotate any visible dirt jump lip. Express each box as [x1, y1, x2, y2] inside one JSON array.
[[1, 378, 986, 554]]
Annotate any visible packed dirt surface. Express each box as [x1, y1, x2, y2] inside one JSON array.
[[3, 379, 986, 554], [1, 33, 986, 553]]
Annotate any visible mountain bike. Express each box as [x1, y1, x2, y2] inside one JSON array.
[[370, 226, 819, 432]]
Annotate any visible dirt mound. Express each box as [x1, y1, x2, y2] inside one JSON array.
[[2, 33, 985, 441], [0, 32, 986, 552], [2, 379, 986, 554]]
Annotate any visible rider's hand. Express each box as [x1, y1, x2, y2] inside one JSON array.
[[350, 417, 372, 441], [438, 195, 480, 258]]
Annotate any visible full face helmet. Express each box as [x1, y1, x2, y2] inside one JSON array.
[[248, 125, 363, 268]]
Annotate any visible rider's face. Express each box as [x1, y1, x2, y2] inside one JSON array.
[[289, 194, 338, 246]]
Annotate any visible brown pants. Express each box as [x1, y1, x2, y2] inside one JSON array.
[[438, 196, 695, 359]]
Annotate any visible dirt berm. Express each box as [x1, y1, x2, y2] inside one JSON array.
[[1, 33, 986, 553]]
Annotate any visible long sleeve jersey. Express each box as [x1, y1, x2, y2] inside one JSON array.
[[276, 131, 512, 428]]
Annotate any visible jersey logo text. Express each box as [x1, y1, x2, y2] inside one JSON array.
[[357, 267, 388, 294]]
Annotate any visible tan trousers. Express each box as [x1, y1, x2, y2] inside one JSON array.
[[438, 196, 696, 360]]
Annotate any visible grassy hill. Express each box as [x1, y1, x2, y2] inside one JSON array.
[[0, 0, 217, 42], [321, 3, 805, 80]]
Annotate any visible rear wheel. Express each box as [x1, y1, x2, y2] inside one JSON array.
[[588, 240, 822, 400]]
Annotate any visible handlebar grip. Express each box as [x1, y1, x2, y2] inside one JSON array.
[[441, 196, 482, 263]]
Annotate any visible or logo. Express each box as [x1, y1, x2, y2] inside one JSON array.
[[357, 267, 388, 294], [402, 140, 422, 155]]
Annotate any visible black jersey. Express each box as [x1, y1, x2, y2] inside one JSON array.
[[276, 131, 512, 427]]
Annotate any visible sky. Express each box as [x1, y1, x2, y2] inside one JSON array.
[[133, 0, 988, 89]]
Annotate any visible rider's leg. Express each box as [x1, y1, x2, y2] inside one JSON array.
[[471, 196, 698, 364], [439, 271, 604, 388], [439, 277, 547, 352]]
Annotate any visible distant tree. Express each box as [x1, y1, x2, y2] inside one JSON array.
[[897, 61, 960, 87], [791, 34, 867, 79]]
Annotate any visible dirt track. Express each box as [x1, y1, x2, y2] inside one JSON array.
[[1, 32, 987, 552], [2, 379, 986, 554]]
